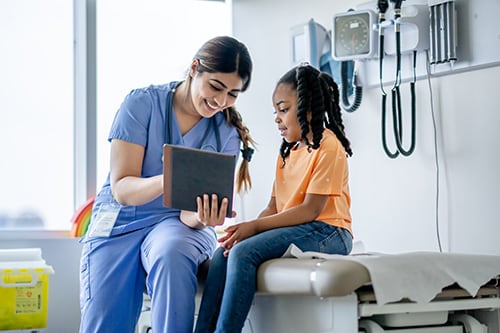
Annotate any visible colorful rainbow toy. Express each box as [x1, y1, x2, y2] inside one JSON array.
[[70, 196, 95, 237]]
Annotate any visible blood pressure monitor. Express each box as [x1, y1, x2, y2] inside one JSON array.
[[332, 9, 377, 61]]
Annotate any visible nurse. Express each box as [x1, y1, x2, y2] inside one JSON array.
[[78, 36, 255, 333]]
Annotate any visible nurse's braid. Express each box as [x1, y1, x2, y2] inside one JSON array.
[[223, 107, 256, 193]]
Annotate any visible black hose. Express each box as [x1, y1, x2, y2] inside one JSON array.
[[340, 61, 362, 113]]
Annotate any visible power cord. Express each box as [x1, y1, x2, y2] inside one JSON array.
[[425, 50, 443, 253]]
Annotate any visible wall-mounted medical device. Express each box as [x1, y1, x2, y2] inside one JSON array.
[[289, 18, 360, 112], [429, 0, 457, 65], [332, 9, 378, 61], [331, 1, 431, 158], [332, 3, 430, 61], [329, 10, 379, 113], [381, 3, 430, 55], [343, 0, 500, 85], [326, 0, 500, 157], [289, 18, 331, 70], [377, 0, 423, 158]]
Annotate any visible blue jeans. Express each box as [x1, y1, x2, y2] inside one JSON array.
[[194, 221, 352, 333]]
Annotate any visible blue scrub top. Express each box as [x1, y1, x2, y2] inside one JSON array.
[[90, 81, 241, 237]]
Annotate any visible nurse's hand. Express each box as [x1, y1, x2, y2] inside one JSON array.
[[179, 210, 204, 229], [197, 194, 234, 228]]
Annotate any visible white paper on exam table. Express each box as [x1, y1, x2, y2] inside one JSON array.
[[283, 243, 500, 305]]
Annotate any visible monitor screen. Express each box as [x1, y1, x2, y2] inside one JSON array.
[[291, 32, 306, 64], [289, 19, 330, 69]]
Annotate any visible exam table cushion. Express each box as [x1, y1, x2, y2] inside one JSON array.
[[257, 257, 370, 297]]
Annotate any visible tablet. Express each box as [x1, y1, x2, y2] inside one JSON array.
[[163, 144, 236, 217]]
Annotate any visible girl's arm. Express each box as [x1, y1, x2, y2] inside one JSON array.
[[257, 196, 278, 218], [219, 193, 328, 249], [109, 139, 163, 206], [254, 193, 327, 232]]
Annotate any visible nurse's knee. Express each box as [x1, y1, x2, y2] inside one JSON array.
[[147, 240, 191, 270]]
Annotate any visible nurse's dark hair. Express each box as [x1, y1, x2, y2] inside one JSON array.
[[276, 64, 352, 166], [186, 35, 255, 192]]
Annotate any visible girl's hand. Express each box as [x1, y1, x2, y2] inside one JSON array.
[[218, 221, 258, 255]]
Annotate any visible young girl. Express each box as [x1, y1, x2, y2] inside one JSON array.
[[194, 64, 354, 333], [79, 36, 255, 333]]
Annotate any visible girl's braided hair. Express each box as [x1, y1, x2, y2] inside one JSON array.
[[278, 64, 352, 166], [186, 36, 256, 192]]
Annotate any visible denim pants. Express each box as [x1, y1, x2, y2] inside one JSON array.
[[194, 221, 352, 333]]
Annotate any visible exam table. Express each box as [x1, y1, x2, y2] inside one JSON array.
[[137, 247, 500, 333]]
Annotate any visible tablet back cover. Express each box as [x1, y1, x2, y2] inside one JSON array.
[[163, 144, 236, 217]]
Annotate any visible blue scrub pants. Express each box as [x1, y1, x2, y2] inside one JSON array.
[[194, 221, 353, 333], [79, 218, 216, 333]]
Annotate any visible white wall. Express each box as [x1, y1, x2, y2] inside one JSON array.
[[231, 0, 500, 255]]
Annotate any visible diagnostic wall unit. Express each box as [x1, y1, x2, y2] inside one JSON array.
[[345, 0, 500, 88]]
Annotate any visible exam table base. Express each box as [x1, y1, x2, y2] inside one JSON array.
[[136, 292, 499, 333]]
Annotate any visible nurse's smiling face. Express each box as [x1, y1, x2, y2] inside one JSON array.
[[189, 60, 243, 118]]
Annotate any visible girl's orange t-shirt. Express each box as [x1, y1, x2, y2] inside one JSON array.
[[272, 129, 352, 234]]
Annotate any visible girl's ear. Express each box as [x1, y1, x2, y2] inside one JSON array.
[[189, 59, 199, 78]]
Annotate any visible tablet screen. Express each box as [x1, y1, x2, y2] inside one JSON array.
[[163, 144, 236, 217]]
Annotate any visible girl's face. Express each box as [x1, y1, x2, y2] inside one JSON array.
[[272, 83, 302, 144], [189, 61, 243, 118]]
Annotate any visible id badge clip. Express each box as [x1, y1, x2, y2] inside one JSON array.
[[88, 199, 121, 238]]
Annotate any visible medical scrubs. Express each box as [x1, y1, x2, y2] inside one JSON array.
[[79, 81, 240, 333]]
